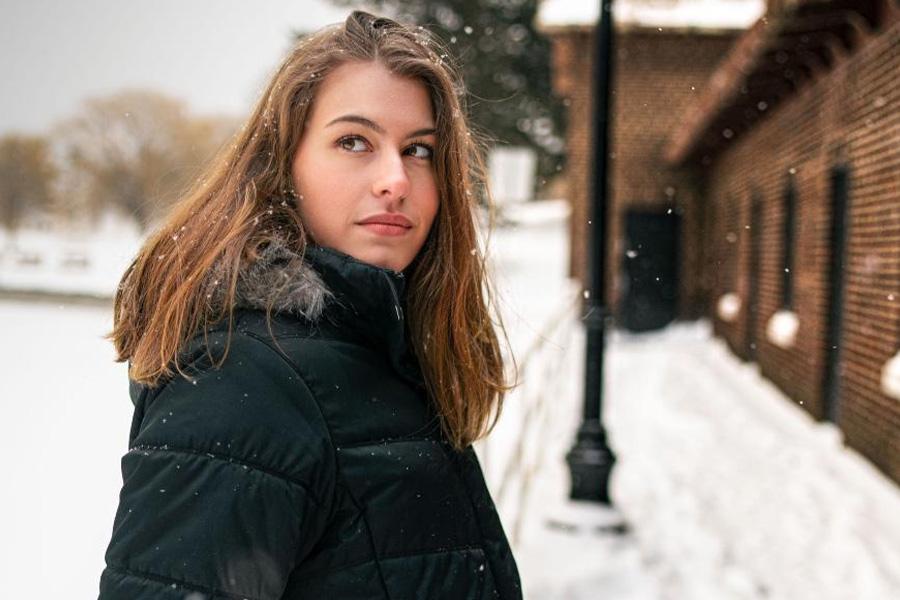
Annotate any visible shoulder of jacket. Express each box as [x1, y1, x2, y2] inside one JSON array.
[[132, 324, 338, 499]]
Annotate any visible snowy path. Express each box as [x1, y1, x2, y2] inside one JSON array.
[[607, 324, 900, 600], [490, 320, 900, 600]]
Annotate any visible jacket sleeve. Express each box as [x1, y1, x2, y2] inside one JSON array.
[[99, 331, 335, 600]]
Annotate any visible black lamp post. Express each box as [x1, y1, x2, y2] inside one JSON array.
[[565, 0, 617, 504]]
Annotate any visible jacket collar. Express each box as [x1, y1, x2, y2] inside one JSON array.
[[227, 239, 423, 388], [304, 245, 407, 333]]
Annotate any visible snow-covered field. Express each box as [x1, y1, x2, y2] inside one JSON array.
[[0, 214, 143, 298], [0, 299, 131, 597], [2, 202, 899, 599]]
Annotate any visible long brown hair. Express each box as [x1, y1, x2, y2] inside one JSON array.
[[109, 10, 512, 449]]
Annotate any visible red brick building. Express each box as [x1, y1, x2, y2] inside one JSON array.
[[539, 0, 900, 483], [538, 0, 762, 327]]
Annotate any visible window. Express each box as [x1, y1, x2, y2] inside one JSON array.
[[782, 173, 797, 309]]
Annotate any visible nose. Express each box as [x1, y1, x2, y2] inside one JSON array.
[[371, 150, 411, 204]]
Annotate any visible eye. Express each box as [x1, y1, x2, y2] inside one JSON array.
[[405, 142, 434, 160], [336, 135, 368, 153]]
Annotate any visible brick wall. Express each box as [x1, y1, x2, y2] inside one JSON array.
[[545, 7, 900, 484], [548, 29, 737, 317], [704, 14, 900, 481]]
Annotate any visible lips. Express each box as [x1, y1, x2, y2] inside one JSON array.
[[357, 213, 413, 236], [358, 213, 413, 228]]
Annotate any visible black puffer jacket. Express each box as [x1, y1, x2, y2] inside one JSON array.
[[99, 245, 522, 600]]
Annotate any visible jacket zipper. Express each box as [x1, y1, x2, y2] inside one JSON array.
[[380, 270, 404, 322]]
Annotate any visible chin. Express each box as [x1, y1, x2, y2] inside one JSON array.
[[353, 248, 411, 273]]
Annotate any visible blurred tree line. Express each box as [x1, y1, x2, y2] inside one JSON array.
[[0, 135, 56, 231], [330, 0, 567, 183], [0, 90, 237, 233]]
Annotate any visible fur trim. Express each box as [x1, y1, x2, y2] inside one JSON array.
[[209, 238, 331, 320]]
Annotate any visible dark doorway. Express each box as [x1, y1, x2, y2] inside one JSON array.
[[622, 210, 680, 331], [746, 193, 762, 360], [824, 165, 851, 423]]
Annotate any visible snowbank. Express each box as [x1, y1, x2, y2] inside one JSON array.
[[537, 0, 765, 31]]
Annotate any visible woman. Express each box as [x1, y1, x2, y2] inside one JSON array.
[[99, 10, 522, 600]]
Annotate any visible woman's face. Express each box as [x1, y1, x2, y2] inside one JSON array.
[[291, 60, 439, 272]]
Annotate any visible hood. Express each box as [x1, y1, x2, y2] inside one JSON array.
[[221, 237, 333, 320]]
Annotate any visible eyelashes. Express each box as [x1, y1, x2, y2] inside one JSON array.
[[336, 135, 367, 153], [336, 134, 434, 159], [407, 140, 435, 159]]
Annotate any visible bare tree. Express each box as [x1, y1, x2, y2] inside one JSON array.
[[0, 134, 56, 231], [54, 90, 237, 230]]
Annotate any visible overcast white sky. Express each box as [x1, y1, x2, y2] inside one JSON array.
[[0, 0, 362, 135]]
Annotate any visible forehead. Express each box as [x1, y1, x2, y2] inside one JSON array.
[[308, 61, 435, 126]]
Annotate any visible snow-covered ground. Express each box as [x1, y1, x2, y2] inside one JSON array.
[[0, 300, 131, 598], [493, 318, 900, 599], [0, 214, 143, 299], [2, 202, 900, 599]]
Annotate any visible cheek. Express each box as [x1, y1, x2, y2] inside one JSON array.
[[292, 145, 322, 194], [422, 183, 440, 230], [292, 148, 340, 213], [293, 148, 364, 204], [425, 199, 439, 233]]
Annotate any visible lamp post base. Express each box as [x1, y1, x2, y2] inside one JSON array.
[[566, 419, 616, 504]]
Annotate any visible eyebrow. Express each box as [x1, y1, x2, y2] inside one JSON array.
[[325, 114, 436, 139]]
